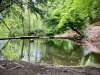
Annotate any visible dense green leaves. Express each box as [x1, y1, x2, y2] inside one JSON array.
[[0, 0, 100, 37], [45, 0, 100, 35], [0, 0, 49, 37]]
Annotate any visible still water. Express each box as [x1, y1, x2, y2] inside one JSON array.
[[0, 39, 100, 66]]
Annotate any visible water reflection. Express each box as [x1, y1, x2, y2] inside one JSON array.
[[0, 39, 100, 66]]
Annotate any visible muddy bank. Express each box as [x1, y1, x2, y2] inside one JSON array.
[[0, 61, 100, 75]]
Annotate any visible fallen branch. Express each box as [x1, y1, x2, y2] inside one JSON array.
[[9, 62, 24, 70], [0, 36, 72, 40], [0, 65, 5, 69], [0, 36, 83, 45], [9, 66, 22, 70]]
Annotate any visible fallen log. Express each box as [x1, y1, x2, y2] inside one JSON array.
[[0, 36, 39, 40], [0, 36, 83, 45], [0, 36, 73, 40]]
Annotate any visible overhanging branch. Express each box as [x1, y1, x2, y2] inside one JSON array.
[[0, 19, 12, 33]]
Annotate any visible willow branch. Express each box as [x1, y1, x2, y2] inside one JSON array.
[[0, 19, 12, 33]]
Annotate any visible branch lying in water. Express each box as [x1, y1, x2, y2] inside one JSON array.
[[0, 36, 70, 40], [0, 36, 84, 45]]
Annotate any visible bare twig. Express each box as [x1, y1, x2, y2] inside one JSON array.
[[0, 65, 6, 69], [9, 62, 24, 70], [13, 62, 24, 67]]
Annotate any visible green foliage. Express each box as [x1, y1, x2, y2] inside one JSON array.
[[2, 41, 19, 60], [41, 39, 83, 65], [3, 49, 18, 60], [46, 39, 74, 53], [0, 0, 50, 37], [1, 0, 100, 37], [45, 0, 100, 34], [1, 40, 24, 60]]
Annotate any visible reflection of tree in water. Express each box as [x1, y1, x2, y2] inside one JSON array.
[[20, 40, 24, 60], [1, 40, 21, 60], [80, 21, 100, 66], [0, 40, 10, 60], [81, 53, 100, 67], [40, 39, 83, 66], [28, 40, 30, 61], [1, 38, 100, 66]]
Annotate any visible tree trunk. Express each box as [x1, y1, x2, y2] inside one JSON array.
[[21, 11, 25, 36], [28, 7, 31, 36], [69, 25, 83, 37]]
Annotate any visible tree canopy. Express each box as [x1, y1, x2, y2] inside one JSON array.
[[0, 0, 50, 37], [45, 0, 100, 35], [0, 0, 100, 37]]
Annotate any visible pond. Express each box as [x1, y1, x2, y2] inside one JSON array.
[[0, 39, 100, 66]]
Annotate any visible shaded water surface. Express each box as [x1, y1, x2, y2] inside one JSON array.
[[0, 39, 100, 66]]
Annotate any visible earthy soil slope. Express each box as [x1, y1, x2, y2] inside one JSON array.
[[0, 61, 100, 75]]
